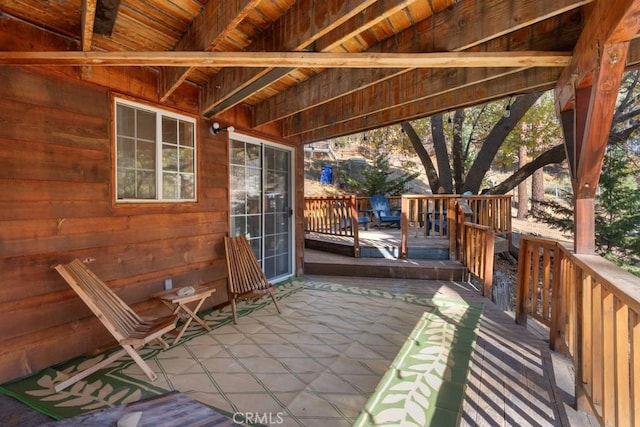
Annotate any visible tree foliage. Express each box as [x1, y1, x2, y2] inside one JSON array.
[[402, 92, 545, 194], [399, 69, 640, 199], [534, 145, 640, 274], [337, 153, 419, 197]]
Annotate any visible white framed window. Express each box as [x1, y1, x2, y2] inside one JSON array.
[[115, 98, 196, 202]]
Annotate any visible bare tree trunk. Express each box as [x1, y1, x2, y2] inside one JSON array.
[[431, 115, 453, 192], [451, 110, 465, 193], [489, 144, 566, 195], [531, 168, 545, 216], [401, 121, 440, 191], [517, 145, 528, 219], [463, 92, 543, 194]]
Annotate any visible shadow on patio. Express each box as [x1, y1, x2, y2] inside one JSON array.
[[0, 274, 593, 426]]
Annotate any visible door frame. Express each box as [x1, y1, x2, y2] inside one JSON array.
[[227, 131, 295, 283]]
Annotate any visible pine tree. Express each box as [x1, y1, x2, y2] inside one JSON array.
[[595, 145, 640, 270], [534, 144, 640, 275], [338, 153, 419, 196]]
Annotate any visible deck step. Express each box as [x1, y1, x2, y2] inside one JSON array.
[[305, 234, 450, 260], [304, 249, 466, 281]]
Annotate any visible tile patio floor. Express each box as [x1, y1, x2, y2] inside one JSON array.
[[1, 274, 598, 426], [118, 275, 595, 427]]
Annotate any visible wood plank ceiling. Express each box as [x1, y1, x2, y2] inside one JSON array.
[[1, 0, 638, 145]]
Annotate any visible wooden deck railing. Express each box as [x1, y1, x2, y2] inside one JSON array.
[[401, 195, 455, 238], [515, 236, 559, 328], [462, 222, 495, 297], [304, 195, 361, 256], [515, 235, 640, 426], [463, 195, 512, 235], [400, 195, 457, 258]]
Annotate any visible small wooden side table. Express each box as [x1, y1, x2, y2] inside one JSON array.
[[153, 284, 216, 344]]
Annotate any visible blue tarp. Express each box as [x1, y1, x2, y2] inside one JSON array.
[[320, 164, 333, 184]]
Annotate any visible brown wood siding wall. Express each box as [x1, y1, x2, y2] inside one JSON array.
[[0, 66, 231, 383]]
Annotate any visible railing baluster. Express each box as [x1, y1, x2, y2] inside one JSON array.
[[615, 298, 630, 425], [602, 289, 615, 424], [632, 311, 640, 426]]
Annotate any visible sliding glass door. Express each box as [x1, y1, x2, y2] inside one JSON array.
[[229, 134, 293, 281]]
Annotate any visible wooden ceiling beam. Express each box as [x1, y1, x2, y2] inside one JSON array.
[[200, 0, 418, 116], [158, 0, 261, 102], [80, 0, 97, 51], [200, 0, 381, 116], [252, 0, 589, 127], [553, 0, 640, 253], [281, 66, 525, 137], [0, 51, 571, 68], [292, 67, 561, 143], [314, 0, 420, 52], [278, 10, 585, 137], [555, 0, 640, 109]]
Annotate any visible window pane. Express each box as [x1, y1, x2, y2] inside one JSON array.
[[231, 217, 246, 236], [179, 147, 194, 173], [137, 110, 156, 140], [230, 140, 245, 165], [275, 193, 288, 212], [276, 213, 289, 233], [264, 257, 275, 279], [265, 213, 275, 235], [230, 165, 245, 188], [180, 173, 195, 199], [276, 254, 289, 276], [117, 169, 136, 199], [137, 170, 156, 199], [162, 117, 178, 144], [138, 141, 156, 170], [117, 106, 135, 137], [163, 144, 178, 171], [231, 191, 247, 215], [247, 194, 260, 214], [247, 215, 261, 239], [264, 148, 275, 170], [246, 167, 260, 192], [265, 235, 276, 257], [179, 121, 194, 147], [163, 172, 179, 199], [276, 150, 289, 171], [117, 137, 135, 168], [249, 238, 262, 260], [246, 144, 260, 167]]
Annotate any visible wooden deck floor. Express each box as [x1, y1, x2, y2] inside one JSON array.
[[304, 273, 598, 427]]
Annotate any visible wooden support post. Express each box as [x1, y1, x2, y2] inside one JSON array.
[[401, 196, 408, 259], [350, 195, 361, 258], [483, 229, 495, 297], [574, 198, 595, 254]]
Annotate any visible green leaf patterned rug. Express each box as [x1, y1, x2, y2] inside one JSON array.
[[353, 299, 483, 426], [0, 280, 482, 426]]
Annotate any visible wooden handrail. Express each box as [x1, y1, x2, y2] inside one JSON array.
[[462, 222, 495, 296], [400, 195, 458, 258], [400, 194, 511, 260], [462, 195, 512, 235], [515, 235, 640, 426], [304, 196, 361, 256]]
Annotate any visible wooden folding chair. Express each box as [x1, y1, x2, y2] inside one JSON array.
[[53, 259, 177, 392], [224, 236, 282, 324]]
